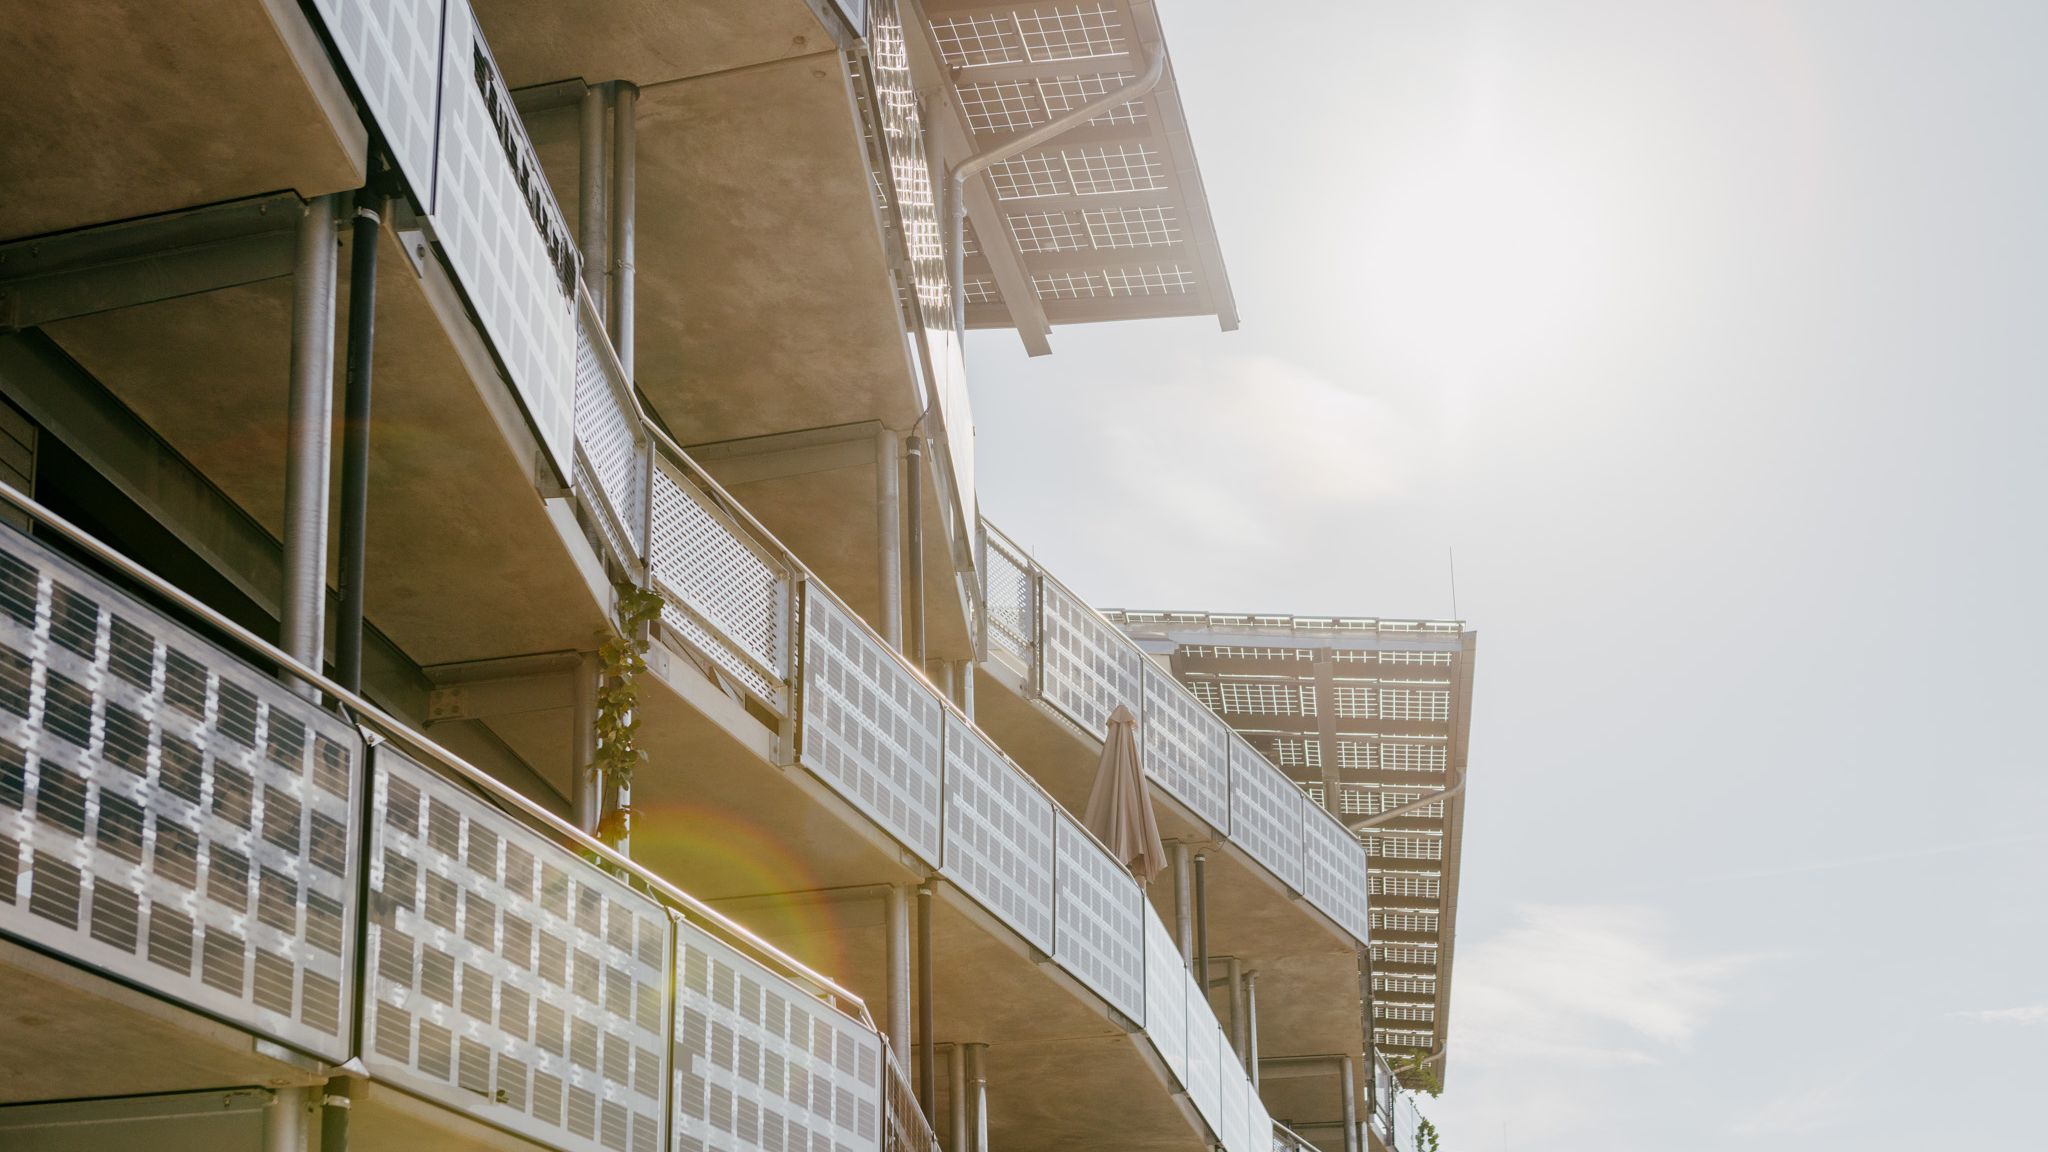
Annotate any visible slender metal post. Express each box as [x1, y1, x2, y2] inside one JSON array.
[[319, 1079, 351, 1152], [918, 883, 936, 1113], [964, 1043, 989, 1152], [335, 195, 381, 694], [579, 82, 609, 317], [948, 1045, 969, 1152], [887, 885, 913, 1066], [283, 194, 338, 696], [1172, 842, 1194, 966], [610, 82, 638, 376], [1226, 955, 1245, 1061], [573, 652, 600, 833], [1340, 1056, 1360, 1152], [1243, 971, 1260, 1085], [906, 434, 925, 664], [1194, 852, 1210, 992], [263, 1086, 305, 1152], [876, 428, 904, 649], [956, 658, 974, 718]]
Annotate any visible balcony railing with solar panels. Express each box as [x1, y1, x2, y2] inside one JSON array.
[[976, 520, 1373, 948]]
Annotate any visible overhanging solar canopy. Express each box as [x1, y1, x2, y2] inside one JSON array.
[[906, 0, 1237, 354]]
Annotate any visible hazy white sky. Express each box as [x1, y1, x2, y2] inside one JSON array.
[[965, 1, 2048, 1147]]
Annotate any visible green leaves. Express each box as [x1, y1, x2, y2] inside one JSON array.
[[593, 581, 664, 848]]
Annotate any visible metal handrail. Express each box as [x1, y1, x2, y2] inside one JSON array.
[[0, 479, 876, 1029]]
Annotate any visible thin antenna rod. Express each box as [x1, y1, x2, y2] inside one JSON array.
[[1448, 547, 1460, 622]]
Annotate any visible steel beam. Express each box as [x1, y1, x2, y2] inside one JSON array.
[[0, 194, 302, 331]]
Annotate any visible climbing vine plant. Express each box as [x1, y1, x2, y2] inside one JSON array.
[[1396, 1051, 1444, 1152], [593, 581, 664, 847]]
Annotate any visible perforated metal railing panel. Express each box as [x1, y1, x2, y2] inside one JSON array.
[[1141, 663, 1230, 834], [1298, 793, 1369, 944], [574, 313, 647, 569], [1245, 1075, 1274, 1152], [1141, 905, 1188, 1087], [940, 714, 1054, 953], [882, 1045, 938, 1152], [798, 587, 942, 865], [1217, 1031, 1251, 1152], [1051, 812, 1144, 1024], [980, 525, 1036, 672], [1226, 739, 1305, 893], [674, 917, 882, 1152], [0, 527, 361, 1060], [1183, 973, 1222, 1134], [650, 457, 788, 710], [1038, 578, 1142, 740], [365, 747, 671, 1152], [306, 0, 442, 199]]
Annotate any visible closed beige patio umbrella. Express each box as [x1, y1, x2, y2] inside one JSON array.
[[1083, 704, 1168, 885]]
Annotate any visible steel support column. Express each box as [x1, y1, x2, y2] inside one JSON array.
[[335, 194, 381, 694], [573, 651, 601, 834], [918, 882, 936, 1113], [1194, 851, 1210, 989], [580, 82, 610, 318], [964, 1043, 989, 1152], [1225, 955, 1244, 1061], [906, 433, 924, 664], [877, 427, 904, 649], [1340, 1056, 1360, 1152], [1173, 842, 1194, 966], [610, 83, 638, 376], [282, 194, 338, 697], [1244, 970, 1261, 1085], [949, 1045, 969, 1152], [263, 1087, 305, 1152], [887, 884, 913, 1066]]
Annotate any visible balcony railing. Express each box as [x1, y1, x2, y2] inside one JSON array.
[[977, 520, 1372, 946], [0, 500, 887, 1152]]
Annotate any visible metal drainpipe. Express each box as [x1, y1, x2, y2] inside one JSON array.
[[1194, 852, 1210, 988], [949, 1044, 969, 1152], [319, 1079, 351, 1152], [335, 192, 381, 695], [610, 82, 638, 375], [887, 884, 913, 1066], [1225, 956, 1244, 1062], [918, 882, 936, 1114], [573, 651, 601, 834], [965, 1043, 989, 1152], [906, 433, 925, 666], [947, 42, 1167, 328], [876, 427, 904, 649], [1172, 842, 1193, 965], [1244, 970, 1260, 1086], [580, 81, 609, 320], [283, 194, 338, 700]]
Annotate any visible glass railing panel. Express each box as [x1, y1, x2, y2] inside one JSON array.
[[1140, 661, 1231, 835], [364, 746, 672, 1152], [1141, 904, 1188, 1088], [978, 523, 1037, 675], [651, 454, 791, 713], [1052, 811, 1146, 1024], [1226, 737, 1306, 893], [574, 291, 649, 571], [674, 914, 882, 1152], [797, 584, 943, 865], [1215, 1025, 1250, 1152], [1038, 576, 1143, 741], [0, 524, 362, 1061], [1299, 791, 1369, 943], [940, 713, 1055, 954], [1394, 1093, 1422, 1152], [304, 0, 442, 195]]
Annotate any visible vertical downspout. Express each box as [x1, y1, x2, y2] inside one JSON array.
[[1225, 955, 1244, 1061], [1172, 842, 1194, 966], [918, 882, 936, 1114], [610, 83, 638, 376], [906, 433, 925, 667], [283, 194, 338, 701], [335, 193, 381, 695], [877, 427, 904, 649], [580, 82, 610, 321]]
